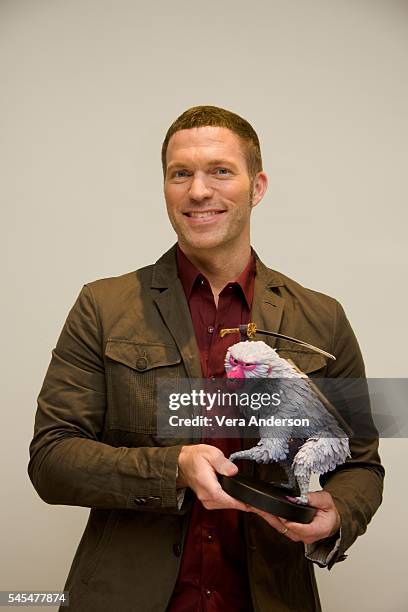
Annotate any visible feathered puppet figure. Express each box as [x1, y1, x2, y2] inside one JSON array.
[[225, 340, 350, 504]]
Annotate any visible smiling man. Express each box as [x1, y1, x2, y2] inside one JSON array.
[[164, 123, 265, 256], [164, 124, 266, 311], [29, 106, 384, 612]]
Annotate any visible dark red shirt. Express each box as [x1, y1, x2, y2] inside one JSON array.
[[166, 247, 255, 612]]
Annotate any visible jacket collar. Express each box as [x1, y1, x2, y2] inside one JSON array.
[[151, 244, 286, 378], [151, 245, 179, 288], [151, 243, 285, 290]]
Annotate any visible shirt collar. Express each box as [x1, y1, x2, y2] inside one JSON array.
[[176, 244, 256, 308]]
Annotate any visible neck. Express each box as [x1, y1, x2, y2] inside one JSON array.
[[179, 242, 252, 300]]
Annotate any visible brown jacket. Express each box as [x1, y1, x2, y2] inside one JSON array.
[[28, 245, 384, 612]]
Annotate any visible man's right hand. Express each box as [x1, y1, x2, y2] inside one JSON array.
[[177, 444, 249, 512]]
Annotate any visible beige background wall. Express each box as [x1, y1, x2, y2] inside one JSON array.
[[1, 1, 407, 610]]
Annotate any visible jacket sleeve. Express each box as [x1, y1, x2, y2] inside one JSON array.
[[311, 300, 384, 569], [28, 284, 188, 514]]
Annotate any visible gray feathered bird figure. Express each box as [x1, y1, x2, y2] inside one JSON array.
[[225, 340, 350, 504]]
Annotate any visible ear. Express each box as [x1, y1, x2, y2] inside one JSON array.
[[251, 171, 268, 208]]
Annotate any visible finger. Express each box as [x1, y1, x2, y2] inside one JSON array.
[[197, 471, 248, 511], [205, 497, 249, 512], [202, 488, 249, 511], [250, 504, 332, 543], [248, 507, 288, 533], [278, 516, 332, 542], [283, 521, 319, 536], [248, 507, 315, 542]]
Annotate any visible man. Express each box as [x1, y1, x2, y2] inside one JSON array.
[[29, 106, 384, 611]]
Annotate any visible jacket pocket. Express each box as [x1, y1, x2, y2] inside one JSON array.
[[105, 339, 182, 433], [81, 510, 120, 585]]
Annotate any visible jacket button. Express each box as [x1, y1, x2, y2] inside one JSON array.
[[147, 496, 162, 506], [132, 497, 147, 505], [135, 357, 148, 370], [173, 543, 182, 557]]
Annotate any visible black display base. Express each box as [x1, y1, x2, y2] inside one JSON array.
[[219, 474, 317, 524]]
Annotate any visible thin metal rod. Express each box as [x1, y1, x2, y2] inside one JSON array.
[[220, 323, 336, 361]]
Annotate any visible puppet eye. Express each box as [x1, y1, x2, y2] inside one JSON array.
[[244, 363, 253, 367], [229, 355, 238, 365]]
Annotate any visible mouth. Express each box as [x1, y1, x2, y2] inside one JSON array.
[[183, 210, 226, 218], [182, 210, 226, 224]]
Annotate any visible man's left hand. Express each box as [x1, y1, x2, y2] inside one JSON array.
[[248, 490, 341, 545]]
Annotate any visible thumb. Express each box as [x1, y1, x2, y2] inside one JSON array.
[[213, 457, 239, 477], [307, 490, 333, 510]]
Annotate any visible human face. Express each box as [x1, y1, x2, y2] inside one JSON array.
[[164, 126, 267, 256]]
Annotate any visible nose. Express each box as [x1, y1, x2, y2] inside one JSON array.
[[189, 173, 213, 202]]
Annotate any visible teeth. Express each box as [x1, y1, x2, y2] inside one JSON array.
[[187, 211, 221, 218]]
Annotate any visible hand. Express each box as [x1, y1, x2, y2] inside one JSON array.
[[177, 444, 249, 512], [248, 490, 341, 545]]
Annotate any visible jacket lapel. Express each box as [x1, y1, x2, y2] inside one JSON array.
[[251, 253, 285, 349], [151, 246, 202, 379]]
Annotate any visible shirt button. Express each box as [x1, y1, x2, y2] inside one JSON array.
[[207, 325, 214, 334], [205, 589, 212, 598], [207, 534, 214, 543], [173, 543, 182, 557], [200, 278, 205, 285]]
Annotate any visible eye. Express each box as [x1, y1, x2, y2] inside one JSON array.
[[229, 355, 238, 365], [215, 167, 231, 175], [244, 363, 253, 367], [174, 169, 190, 178]]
